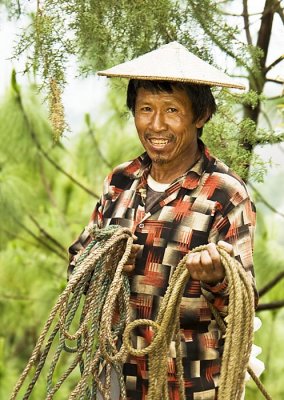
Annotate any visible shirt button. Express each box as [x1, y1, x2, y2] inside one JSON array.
[[138, 223, 144, 228]]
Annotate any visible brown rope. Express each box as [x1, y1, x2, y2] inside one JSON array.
[[10, 226, 134, 400], [123, 246, 272, 400], [10, 227, 271, 399]]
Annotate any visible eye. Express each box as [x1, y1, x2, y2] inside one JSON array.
[[141, 106, 152, 112], [167, 107, 178, 113]]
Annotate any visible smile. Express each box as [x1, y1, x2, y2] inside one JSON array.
[[149, 139, 169, 146]]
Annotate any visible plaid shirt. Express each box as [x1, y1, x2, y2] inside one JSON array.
[[69, 140, 257, 400]]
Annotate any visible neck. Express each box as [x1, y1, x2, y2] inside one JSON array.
[[150, 147, 201, 184]]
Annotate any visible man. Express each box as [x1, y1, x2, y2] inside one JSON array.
[[69, 42, 257, 399]]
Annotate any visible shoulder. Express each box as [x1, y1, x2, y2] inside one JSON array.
[[110, 152, 149, 177], [103, 152, 149, 192], [203, 149, 252, 208], [111, 160, 133, 176]]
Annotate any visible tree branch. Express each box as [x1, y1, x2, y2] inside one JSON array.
[[0, 293, 35, 301], [38, 157, 58, 208], [29, 214, 66, 252], [243, 0, 253, 45], [35, 141, 100, 199], [2, 228, 37, 247], [2, 228, 64, 278], [266, 78, 284, 84], [221, 11, 262, 17], [259, 270, 284, 297], [276, 0, 284, 24], [261, 109, 274, 130], [38, 158, 69, 226], [187, 0, 256, 80], [230, 74, 249, 79], [265, 54, 284, 73], [256, 0, 277, 72], [249, 182, 284, 218], [86, 121, 113, 169], [257, 300, 284, 311], [14, 86, 100, 200], [17, 221, 67, 261]]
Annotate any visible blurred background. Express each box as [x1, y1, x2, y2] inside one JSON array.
[[0, 0, 283, 398]]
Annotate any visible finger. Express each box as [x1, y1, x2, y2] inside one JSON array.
[[128, 244, 142, 260], [207, 243, 221, 269], [186, 252, 202, 279], [123, 264, 135, 273], [217, 240, 234, 256], [126, 256, 136, 265], [200, 250, 212, 268], [187, 252, 201, 267], [131, 244, 142, 253]]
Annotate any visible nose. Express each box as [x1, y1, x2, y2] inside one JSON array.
[[149, 111, 167, 132]]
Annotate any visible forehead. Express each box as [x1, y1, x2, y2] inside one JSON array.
[[136, 86, 191, 105]]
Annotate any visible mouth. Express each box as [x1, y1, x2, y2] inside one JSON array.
[[146, 136, 172, 150], [149, 138, 169, 146]]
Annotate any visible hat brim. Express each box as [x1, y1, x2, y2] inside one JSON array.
[[97, 71, 246, 90], [97, 42, 246, 90]]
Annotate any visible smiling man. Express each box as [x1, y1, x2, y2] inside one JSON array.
[[68, 42, 257, 399]]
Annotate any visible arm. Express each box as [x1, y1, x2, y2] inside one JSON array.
[[67, 199, 104, 279], [67, 174, 140, 278], [186, 196, 257, 313]]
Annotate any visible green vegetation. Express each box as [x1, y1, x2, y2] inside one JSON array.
[[0, 0, 283, 398]]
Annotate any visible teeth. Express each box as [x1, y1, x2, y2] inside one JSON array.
[[150, 139, 169, 145]]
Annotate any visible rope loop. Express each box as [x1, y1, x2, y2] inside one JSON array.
[[9, 227, 271, 400]]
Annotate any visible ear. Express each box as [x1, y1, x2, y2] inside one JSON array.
[[195, 111, 211, 129]]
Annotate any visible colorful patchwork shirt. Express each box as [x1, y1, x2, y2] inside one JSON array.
[[68, 140, 257, 400]]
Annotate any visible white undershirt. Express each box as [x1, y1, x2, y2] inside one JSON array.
[[147, 174, 171, 192], [144, 175, 171, 212]]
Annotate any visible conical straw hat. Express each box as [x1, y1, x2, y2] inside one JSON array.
[[97, 41, 245, 90]]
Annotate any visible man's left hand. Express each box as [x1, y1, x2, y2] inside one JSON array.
[[186, 241, 233, 284], [123, 244, 142, 274]]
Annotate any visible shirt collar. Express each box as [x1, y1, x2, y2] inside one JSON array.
[[122, 139, 214, 190]]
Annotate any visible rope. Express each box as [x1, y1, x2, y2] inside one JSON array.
[[10, 225, 134, 400], [123, 245, 272, 400], [10, 226, 271, 400]]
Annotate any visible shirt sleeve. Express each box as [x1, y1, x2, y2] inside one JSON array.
[[201, 195, 258, 314], [67, 198, 104, 279], [67, 167, 120, 279]]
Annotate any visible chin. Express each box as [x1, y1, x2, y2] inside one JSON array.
[[150, 155, 170, 164]]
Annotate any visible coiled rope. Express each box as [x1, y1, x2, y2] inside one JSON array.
[[10, 225, 133, 400], [10, 225, 271, 400]]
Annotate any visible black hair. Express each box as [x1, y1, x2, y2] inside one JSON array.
[[126, 79, 217, 137]]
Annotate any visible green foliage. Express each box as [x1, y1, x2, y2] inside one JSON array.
[[0, 239, 67, 399], [246, 202, 284, 399], [0, 74, 52, 242], [11, 0, 221, 100], [74, 85, 143, 186], [186, 0, 263, 74], [1, 1, 283, 398], [202, 89, 278, 182], [6, 0, 283, 175], [0, 76, 144, 398]]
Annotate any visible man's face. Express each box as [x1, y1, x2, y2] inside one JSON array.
[[134, 87, 204, 166]]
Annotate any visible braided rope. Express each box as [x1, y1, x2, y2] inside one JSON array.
[[10, 225, 134, 400], [10, 227, 271, 400], [123, 245, 272, 400]]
